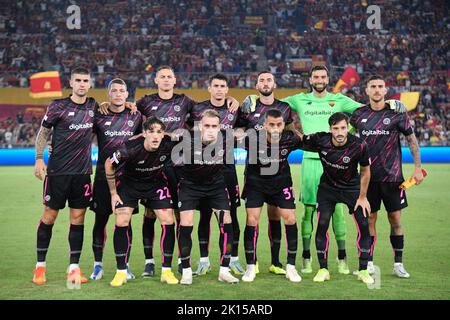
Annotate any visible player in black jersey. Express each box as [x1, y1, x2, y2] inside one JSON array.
[[89, 78, 142, 281], [177, 109, 239, 285], [236, 71, 300, 276], [240, 109, 302, 283], [297, 112, 374, 285], [33, 67, 96, 286], [186, 74, 245, 277], [135, 66, 239, 277], [350, 75, 423, 278], [105, 117, 179, 287]]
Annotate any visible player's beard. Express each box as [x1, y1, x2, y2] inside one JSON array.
[[370, 96, 384, 103], [258, 87, 274, 97], [332, 135, 347, 146], [311, 83, 327, 94]]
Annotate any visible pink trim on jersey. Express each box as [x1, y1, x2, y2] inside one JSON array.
[[160, 225, 167, 264], [352, 214, 362, 257], [253, 225, 258, 263]]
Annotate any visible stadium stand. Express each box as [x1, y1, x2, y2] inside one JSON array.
[[0, 0, 448, 146]]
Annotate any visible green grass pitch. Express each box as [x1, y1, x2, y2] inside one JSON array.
[[0, 164, 449, 300]]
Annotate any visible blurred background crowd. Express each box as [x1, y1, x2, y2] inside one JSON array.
[[0, 0, 448, 147]]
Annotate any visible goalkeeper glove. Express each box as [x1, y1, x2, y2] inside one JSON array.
[[386, 99, 407, 113], [241, 95, 258, 113]]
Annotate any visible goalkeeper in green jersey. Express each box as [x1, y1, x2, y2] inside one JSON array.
[[242, 65, 406, 274]]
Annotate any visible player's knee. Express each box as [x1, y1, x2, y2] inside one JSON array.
[[115, 213, 131, 227], [285, 213, 296, 225], [42, 207, 58, 224], [302, 206, 314, 221], [267, 206, 280, 220], [159, 212, 174, 225], [317, 218, 329, 230], [246, 214, 258, 227], [144, 208, 156, 218], [70, 214, 85, 225]]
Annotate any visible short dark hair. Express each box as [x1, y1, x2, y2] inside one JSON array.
[[257, 70, 274, 78], [201, 109, 220, 121], [143, 116, 166, 131], [309, 65, 329, 78], [107, 78, 127, 91], [71, 67, 90, 77], [366, 74, 385, 86], [156, 65, 174, 74], [209, 73, 228, 85], [264, 108, 283, 121], [328, 112, 349, 126]]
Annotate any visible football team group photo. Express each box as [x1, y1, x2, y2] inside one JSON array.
[[0, 0, 449, 301]]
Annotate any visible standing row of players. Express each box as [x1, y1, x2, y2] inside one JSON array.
[[32, 65, 423, 287]]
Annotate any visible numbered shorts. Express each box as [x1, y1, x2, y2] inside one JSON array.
[[367, 181, 408, 213], [43, 174, 92, 210], [90, 179, 139, 215], [115, 179, 173, 210], [178, 177, 231, 212], [242, 175, 296, 209]]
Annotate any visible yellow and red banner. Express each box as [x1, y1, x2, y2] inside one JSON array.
[[388, 92, 420, 111], [332, 66, 360, 93], [29, 71, 62, 98]]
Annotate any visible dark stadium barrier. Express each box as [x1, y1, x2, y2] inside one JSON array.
[[1, 147, 450, 165]]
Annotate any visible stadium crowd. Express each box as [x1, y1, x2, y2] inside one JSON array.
[[0, 0, 448, 146]]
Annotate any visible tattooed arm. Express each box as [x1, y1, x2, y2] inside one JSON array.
[[34, 126, 51, 180], [406, 133, 424, 185]]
